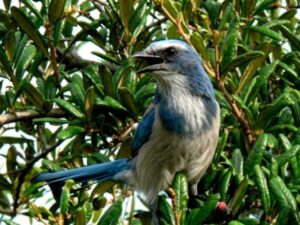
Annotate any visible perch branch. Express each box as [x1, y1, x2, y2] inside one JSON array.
[[0, 108, 66, 127]]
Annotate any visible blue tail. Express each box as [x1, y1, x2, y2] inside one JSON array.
[[34, 159, 130, 185]]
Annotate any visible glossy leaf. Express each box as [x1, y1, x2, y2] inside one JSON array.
[[118, 87, 137, 118], [57, 126, 85, 140], [269, 177, 300, 223], [221, 51, 264, 74], [158, 195, 175, 225], [247, 26, 283, 41], [49, 0, 66, 23], [11, 7, 48, 57], [254, 165, 271, 214], [245, 134, 276, 176], [172, 173, 188, 224], [97, 200, 122, 225], [187, 194, 220, 225], [279, 25, 300, 50], [85, 86, 94, 122], [15, 45, 37, 81], [60, 179, 75, 214], [53, 98, 85, 119]]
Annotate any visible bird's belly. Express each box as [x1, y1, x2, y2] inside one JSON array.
[[133, 124, 218, 203]]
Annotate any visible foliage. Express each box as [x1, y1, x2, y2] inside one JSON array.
[[0, 0, 300, 224]]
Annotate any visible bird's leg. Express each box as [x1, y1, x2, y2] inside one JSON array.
[[149, 200, 160, 225], [187, 183, 200, 209], [189, 183, 198, 197]]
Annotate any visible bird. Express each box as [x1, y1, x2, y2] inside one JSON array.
[[34, 39, 220, 224]]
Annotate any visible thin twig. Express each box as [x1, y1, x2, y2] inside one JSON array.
[[167, 187, 180, 225], [0, 108, 66, 126], [159, 3, 191, 45], [45, 22, 61, 87], [214, 44, 255, 145]]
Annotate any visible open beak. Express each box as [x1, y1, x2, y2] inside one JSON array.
[[133, 51, 164, 73]]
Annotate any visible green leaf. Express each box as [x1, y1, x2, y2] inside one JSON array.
[[236, 43, 271, 94], [220, 20, 239, 70], [279, 25, 300, 51], [85, 86, 95, 122], [218, 3, 234, 31], [254, 0, 277, 14], [119, 0, 134, 37], [221, 51, 264, 75], [99, 65, 114, 97], [187, 194, 220, 225], [190, 32, 209, 61], [5, 30, 15, 62], [214, 128, 229, 164], [269, 177, 300, 223], [6, 146, 17, 181], [49, 0, 66, 23], [277, 145, 299, 167], [247, 26, 283, 41], [245, 134, 276, 176], [95, 96, 127, 112], [134, 82, 156, 108], [231, 148, 244, 177], [229, 221, 245, 225], [74, 208, 86, 225], [57, 126, 85, 140], [20, 0, 43, 20], [218, 169, 232, 201], [44, 76, 57, 100], [232, 95, 255, 126], [118, 87, 137, 118], [0, 46, 13, 77], [59, 179, 74, 214], [3, 0, 11, 10], [244, 0, 257, 17], [91, 181, 116, 199], [70, 75, 85, 109], [241, 60, 278, 104], [97, 200, 122, 225], [20, 80, 45, 109], [33, 117, 68, 124], [172, 173, 188, 224], [229, 178, 249, 216], [11, 7, 48, 58], [254, 165, 271, 214], [158, 195, 175, 225], [278, 134, 292, 151], [53, 98, 85, 119], [258, 93, 296, 129], [15, 45, 37, 81]]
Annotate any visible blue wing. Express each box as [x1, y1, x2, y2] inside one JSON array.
[[131, 105, 155, 157]]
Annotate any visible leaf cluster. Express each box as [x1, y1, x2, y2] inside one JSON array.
[[0, 0, 299, 225]]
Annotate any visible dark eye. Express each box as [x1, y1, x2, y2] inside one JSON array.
[[164, 47, 177, 57]]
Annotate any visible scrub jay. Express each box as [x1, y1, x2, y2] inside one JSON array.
[[34, 40, 220, 224]]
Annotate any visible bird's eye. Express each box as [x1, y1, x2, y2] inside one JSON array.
[[164, 47, 177, 57]]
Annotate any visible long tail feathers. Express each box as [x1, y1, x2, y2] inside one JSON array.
[[33, 159, 130, 185]]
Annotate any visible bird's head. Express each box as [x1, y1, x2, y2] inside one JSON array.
[[133, 39, 200, 75], [133, 39, 214, 97]]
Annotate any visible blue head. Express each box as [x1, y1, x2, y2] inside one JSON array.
[[134, 40, 218, 136], [134, 39, 215, 98]]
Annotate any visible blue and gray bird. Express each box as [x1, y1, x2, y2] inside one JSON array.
[[34, 39, 220, 223]]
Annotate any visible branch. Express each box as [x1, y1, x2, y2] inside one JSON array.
[[0, 206, 19, 216], [0, 108, 66, 126], [45, 22, 61, 87]]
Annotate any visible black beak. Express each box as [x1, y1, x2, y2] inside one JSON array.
[[133, 51, 164, 73]]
